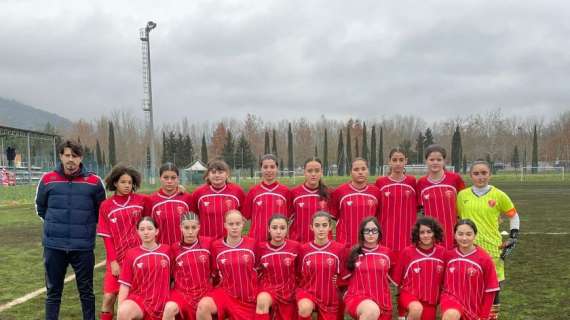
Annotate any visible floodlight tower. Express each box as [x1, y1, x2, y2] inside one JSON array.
[[140, 21, 157, 184]]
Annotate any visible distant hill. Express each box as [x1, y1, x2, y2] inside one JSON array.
[[0, 97, 72, 131]]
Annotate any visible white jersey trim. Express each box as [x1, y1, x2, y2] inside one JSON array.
[[420, 184, 457, 198], [152, 200, 189, 213], [403, 257, 444, 279], [293, 194, 320, 205], [379, 183, 416, 194], [339, 192, 378, 207], [108, 205, 144, 218], [447, 258, 483, 273], [261, 251, 297, 260], [176, 248, 210, 261], [252, 192, 287, 203], [197, 193, 240, 207]]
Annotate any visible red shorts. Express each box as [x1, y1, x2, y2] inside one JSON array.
[[398, 290, 436, 320], [207, 288, 255, 320], [440, 294, 464, 317], [295, 289, 338, 320], [344, 295, 391, 320], [102, 264, 120, 294], [125, 294, 162, 320], [167, 290, 196, 320], [258, 290, 297, 320]]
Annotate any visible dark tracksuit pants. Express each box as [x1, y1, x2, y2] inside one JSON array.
[[44, 247, 95, 320]]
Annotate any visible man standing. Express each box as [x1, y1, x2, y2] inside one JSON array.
[[35, 140, 106, 320]]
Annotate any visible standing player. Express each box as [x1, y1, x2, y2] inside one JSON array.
[[290, 157, 332, 243], [440, 219, 499, 320], [146, 163, 192, 245], [244, 154, 291, 241], [416, 145, 465, 248], [255, 214, 300, 320], [392, 217, 446, 320], [343, 216, 394, 320], [375, 148, 417, 263], [457, 160, 520, 320], [117, 217, 171, 320], [97, 165, 147, 320], [296, 212, 346, 320], [331, 157, 381, 247], [196, 210, 257, 320], [191, 159, 245, 239], [163, 212, 213, 320]]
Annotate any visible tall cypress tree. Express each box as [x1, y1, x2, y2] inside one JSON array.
[[162, 131, 168, 163], [314, 144, 318, 157], [287, 123, 294, 174], [451, 126, 462, 173], [532, 125, 538, 173], [337, 129, 345, 176], [424, 128, 434, 148], [235, 134, 254, 170], [511, 145, 520, 169], [346, 124, 352, 174], [462, 154, 467, 174], [264, 131, 270, 155], [222, 130, 235, 168], [108, 121, 117, 167], [323, 128, 329, 176], [416, 132, 425, 164], [201, 133, 208, 164], [370, 125, 377, 175], [378, 127, 384, 175], [271, 129, 278, 157], [95, 139, 103, 167], [362, 122, 368, 160]]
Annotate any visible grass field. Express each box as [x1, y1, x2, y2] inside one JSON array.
[[0, 176, 569, 319]]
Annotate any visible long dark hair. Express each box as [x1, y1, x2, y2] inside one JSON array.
[[104, 164, 142, 192], [304, 157, 329, 200], [411, 216, 444, 244], [347, 216, 382, 271]]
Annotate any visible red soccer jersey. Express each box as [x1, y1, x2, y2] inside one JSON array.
[[211, 237, 258, 304], [330, 183, 382, 247], [290, 184, 332, 243], [170, 237, 213, 305], [416, 172, 465, 248], [256, 240, 300, 304], [243, 182, 291, 241], [146, 189, 192, 245], [375, 176, 418, 253], [392, 245, 446, 305], [298, 241, 346, 313], [190, 183, 245, 239], [97, 193, 147, 263], [119, 244, 171, 319], [343, 245, 395, 312], [442, 247, 500, 320]]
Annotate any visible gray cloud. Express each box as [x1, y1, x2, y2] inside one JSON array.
[[1, 0, 569, 126]]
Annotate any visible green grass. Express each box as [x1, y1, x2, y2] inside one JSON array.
[[0, 178, 569, 319]]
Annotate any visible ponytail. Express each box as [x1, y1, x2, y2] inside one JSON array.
[[304, 157, 329, 200]]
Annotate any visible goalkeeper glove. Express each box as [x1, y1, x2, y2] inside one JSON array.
[[500, 229, 518, 260]]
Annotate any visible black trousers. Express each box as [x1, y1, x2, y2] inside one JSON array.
[[43, 247, 95, 320]]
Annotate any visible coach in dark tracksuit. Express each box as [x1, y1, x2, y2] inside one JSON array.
[[35, 140, 106, 320]]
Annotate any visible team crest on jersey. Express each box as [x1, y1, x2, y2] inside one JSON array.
[[347, 201, 353, 206], [256, 200, 263, 206], [155, 210, 161, 216], [384, 191, 391, 197], [305, 260, 312, 267], [220, 258, 227, 265], [436, 265, 444, 273], [319, 200, 327, 209], [378, 258, 387, 267], [298, 202, 305, 208], [177, 206, 186, 214], [137, 262, 144, 269], [110, 218, 117, 223], [355, 261, 362, 268], [449, 267, 455, 273], [424, 194, 430, 200], [405, 190, 411, 197], [326, 258, 335, 266], [199, 255, 208, 263], [178, 261, 183, 267], [161, 259, 168, 268], [132, 210, 141, 216], [203, 202, 210, 207], [445, 190, 453, 198], [225, 199, 233, 208], [276, 199, 284, 207], [262, 262, 269, 268], [242, 254, 250, 262], [467, 267, 478, 276], [367, 199, 375, 207], [413, 267, 421, 273], [488, 199, 497, 208], [283, 257, 292, 266]]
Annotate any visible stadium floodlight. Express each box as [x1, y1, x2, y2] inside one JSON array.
[[140, 21, 157, 184]]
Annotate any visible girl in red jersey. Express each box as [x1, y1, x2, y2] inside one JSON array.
[[117, 217, 171, 320], [163, 212, 213, 320], [440, 219, 499, 320], [196, 210, 257, 320], [98, 165, 147, 320], [191, 159, 245, 239], [244, 154, 291, 241], [297, 211, 346, 320], [255, 214, 300, 320], [146, 163, 193, 245], [392, 217, 446, 320], [375, 148, 418, 263], [290, 157, 332, 243], [343, 216, 394, 320], [416, 145, 465, 249], [331, 157, 381, 247]]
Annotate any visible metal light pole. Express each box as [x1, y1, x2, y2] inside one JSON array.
[[140, 21, 157, 184]]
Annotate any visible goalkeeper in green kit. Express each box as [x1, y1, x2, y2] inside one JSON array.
[[457, 160, 520, 320]]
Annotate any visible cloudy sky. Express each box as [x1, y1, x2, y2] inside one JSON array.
[[1, 0, 569, 125]]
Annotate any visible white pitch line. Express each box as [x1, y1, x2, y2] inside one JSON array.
[[522, 232, 569, 235], [0, 260, 106, 313]]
